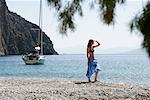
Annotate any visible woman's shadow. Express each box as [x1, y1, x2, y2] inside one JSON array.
[[75, 81, 95, 84]]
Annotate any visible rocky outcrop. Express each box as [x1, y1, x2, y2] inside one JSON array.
[[0, 0, 58, 55], [0, 0, 7, 55]]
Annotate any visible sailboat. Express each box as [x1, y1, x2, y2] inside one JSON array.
[[22, 0, 45, 65]]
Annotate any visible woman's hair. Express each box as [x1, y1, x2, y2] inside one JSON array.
[[87, 39, 94, 48]]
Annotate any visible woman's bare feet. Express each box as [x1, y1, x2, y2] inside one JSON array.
[[94, 80, 98, 82]]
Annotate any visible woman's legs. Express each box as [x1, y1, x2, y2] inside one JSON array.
[[88, 78, 91, 82], [94, 71, 99, 82]]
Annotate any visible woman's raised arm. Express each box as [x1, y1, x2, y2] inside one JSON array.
[[93, 41, 100, 48]]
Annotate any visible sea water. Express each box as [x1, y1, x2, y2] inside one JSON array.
[[0, 54, 150, 84]]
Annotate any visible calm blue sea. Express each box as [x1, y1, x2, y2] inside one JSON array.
[[0, 54, 150, 84]]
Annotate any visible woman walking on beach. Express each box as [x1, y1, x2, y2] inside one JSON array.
[[86, 39, 101, 82]]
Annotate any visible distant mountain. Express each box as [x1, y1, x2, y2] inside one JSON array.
[[57, 45, 147, 55], [122, 48, 147, 55], [0, 0, 58, 55]]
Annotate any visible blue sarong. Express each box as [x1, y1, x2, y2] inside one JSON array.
[[86, 59, 101, 78]]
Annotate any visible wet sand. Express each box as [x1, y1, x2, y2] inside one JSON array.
[[0, 77, 150, 100]]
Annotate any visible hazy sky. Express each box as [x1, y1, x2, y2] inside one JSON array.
[[6, 0, 148, 54]]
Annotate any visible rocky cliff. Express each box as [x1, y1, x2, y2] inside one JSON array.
[[0, 0, 58, 55]]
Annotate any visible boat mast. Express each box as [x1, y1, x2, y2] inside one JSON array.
[[39, 0, 43, 55]]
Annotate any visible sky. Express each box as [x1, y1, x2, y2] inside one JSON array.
[[5, 0, 148, 54]]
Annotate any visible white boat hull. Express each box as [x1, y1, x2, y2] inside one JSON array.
[[22, 55, 45, 65]]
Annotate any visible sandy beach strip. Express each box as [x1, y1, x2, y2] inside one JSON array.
[[0, 77, 150, 100]]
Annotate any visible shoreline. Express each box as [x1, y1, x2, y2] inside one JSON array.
[[0, 77, 150, 100]]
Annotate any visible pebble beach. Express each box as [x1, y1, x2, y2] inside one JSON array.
[[0, 77, 150, 100]]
